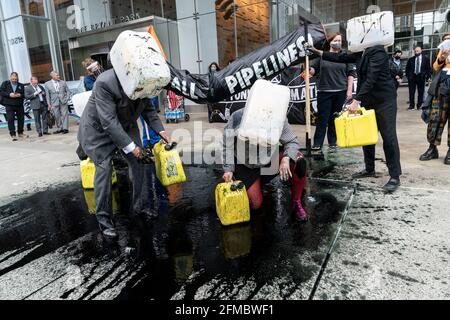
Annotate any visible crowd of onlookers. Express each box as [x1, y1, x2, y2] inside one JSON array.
[[0, 70, 71, 141]]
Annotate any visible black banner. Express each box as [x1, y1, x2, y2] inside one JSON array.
[[207, 67, 318, 125], [167, 23, 327, 104]]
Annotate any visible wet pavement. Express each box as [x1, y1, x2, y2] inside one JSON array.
[[0, 157, 357, 300]]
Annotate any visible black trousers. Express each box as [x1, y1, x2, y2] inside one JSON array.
[[5, 105, 24, 136], [363, 99, 402, 178], [408, 74, 426, 108], [313, 90, 347, 147]]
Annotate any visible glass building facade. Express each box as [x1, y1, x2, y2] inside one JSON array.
[[0, 0, 449, 84]]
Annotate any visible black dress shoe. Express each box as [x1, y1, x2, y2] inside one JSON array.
[[407, 106, 415, 111], [102, 228, 118, 238], [352, 169, 376, 179], [419, 145, 438, 161], [54, 130, 62, 134], [445, 149, 450, 165], [43, 132, 51, 135], [38, 133, 43, 137], [382, 177, 400, 193], [63, 130, 69, 134]]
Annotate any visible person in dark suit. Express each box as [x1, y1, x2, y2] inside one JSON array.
[[406, 46, 432, 110], [390, 50, 404, 90], [0, 72, 27, 141], [25, 76, 49, 137], [78, 68, 170, 238], [307, 44, 402, 193]]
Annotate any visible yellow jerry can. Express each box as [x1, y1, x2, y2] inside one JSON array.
[[83, 188, 120, 215], [80, 158, 117, 189], [215, 181, 250, 226], [335, 107, 379, 148], [153, 141, 187, 187]]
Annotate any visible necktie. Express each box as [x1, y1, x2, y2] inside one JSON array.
[[54, 81, 59, 92], [415, 56, 420, 75]]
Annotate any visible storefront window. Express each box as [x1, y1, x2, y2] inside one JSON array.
[[20, 0, 45, 17], [0, 25, 8, 81], [23, 16, 53, 81]]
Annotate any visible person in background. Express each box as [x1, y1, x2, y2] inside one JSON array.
[[222, 108, 308, 221], [390, 50, 404, 90], [45, 71, 71, 134], [208, 62, 220, 73], [419, 33, 450, 165], [310, 33, 357, 152], [0, 72, 26, 141], [25, 76, 49, 137], [82, 58, 96, 91], [306, 41, 402, 193], [406, 46, 432, 110]]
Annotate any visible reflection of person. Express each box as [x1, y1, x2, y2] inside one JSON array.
[[0, 72, 26, 141], [307, 43, 402, 193], [77, 68, 170, 238], [25, 76, 49, 137], [222, 109, 308, 221], [45, 71, 71, 134], [389, 50, 404, 90], [310, 33, 356, 152], [406, 46, 432, 110], [420, 33, 450, 165]]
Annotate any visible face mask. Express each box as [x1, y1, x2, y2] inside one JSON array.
[[330, 43, 341, 50], [415, 53, 421, 57], [395, 56, 401, 60]]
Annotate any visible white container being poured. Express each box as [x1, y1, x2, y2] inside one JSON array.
[[109, 30, 171, 100], [237, 79, 290, 147]]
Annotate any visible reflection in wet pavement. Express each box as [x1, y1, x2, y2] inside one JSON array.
[[0, 159, 354, 300]]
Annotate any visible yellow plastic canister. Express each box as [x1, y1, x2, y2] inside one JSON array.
[[215, 181, 251, 226], [153, 141, 187, 187], [80, 158, 117, 189], [335, 107, 379, 148], [83, 188, 120, 215]]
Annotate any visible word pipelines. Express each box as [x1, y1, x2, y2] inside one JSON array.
[[225, 34, 313, 95]]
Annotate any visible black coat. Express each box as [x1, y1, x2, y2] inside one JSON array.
[[0, 80, 25, 107], [405, 54, 432, 80], [322, 45, 396, 107]]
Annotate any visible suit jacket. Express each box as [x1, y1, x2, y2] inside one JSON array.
[[0, 80, 25, 107], [25, 84, 47, 110], [322, 45, 397, 107], [77, 69, 165, 164], [44, 79, 70, 107], [405, 54, 432, 80]]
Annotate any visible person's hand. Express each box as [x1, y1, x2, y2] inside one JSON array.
[[279, 157, 292, 181], [48, 104, 52, 111], [9, 93, 16, 98], [159, 131, 170, 144], [132, 146, 143, 159], [346, 91, 353, 101], [223, 172, 233, 183], [347, 99, 361, 112]]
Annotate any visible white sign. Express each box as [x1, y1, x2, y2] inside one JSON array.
[[4, 17, 32, 82]]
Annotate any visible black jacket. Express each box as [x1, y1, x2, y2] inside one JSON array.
[[405, 54, 432, 80], [0, 80, 25, 107], [322, 45, 396, 107]]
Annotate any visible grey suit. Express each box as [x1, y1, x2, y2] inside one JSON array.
[[25, 84, 48, 134], [77, 69, 165, 231], [44, 79, 70, 131]]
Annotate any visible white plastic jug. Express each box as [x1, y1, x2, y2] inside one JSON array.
[[72, 91, 92, 117], [110, 31, 170, 100], [237, 79, 290, 146], [347, 11, 394, 53]]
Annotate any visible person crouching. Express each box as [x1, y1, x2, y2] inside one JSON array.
[[222, 109, 308, 221]]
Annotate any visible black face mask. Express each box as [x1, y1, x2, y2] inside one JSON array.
[[395, 56, 401, 60], [415, 53, 421, 57]]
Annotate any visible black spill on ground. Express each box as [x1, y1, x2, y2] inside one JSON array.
[[0, 159, 353, 300]]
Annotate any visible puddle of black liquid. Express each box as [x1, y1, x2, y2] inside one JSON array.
[[0, 158, 350, 300]]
